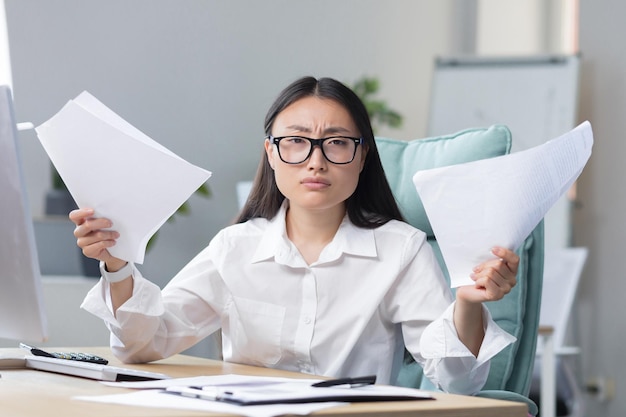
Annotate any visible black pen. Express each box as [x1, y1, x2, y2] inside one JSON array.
[[311, 375, 376, 388]]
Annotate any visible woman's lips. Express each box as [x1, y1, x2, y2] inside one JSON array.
[[301, 177, 330, 189]]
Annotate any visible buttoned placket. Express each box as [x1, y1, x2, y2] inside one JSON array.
[[293, 268, 317, 374]]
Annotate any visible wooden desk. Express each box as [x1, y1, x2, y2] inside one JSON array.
[[0, 347, 528, 417]]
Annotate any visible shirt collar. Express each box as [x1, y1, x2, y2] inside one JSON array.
[[251, 201, 378, 266], [251, 201, 294, 264]]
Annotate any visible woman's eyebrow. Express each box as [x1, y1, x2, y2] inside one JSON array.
[[284, 125, 311, 133], [323, 126, 352, 135], [283, 125, 353, 135]]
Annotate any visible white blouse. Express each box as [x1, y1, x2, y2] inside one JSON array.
[[81, 204, 515, 395]]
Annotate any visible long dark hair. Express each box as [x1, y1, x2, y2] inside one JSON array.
[[235, 76, 404, 228]]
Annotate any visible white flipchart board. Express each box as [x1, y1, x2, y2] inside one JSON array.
[[427, 55, 581, 250]]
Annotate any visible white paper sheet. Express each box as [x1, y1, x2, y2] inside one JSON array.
[[86, 375, 339, 417], [35, 92, 212, 264], [75, 389, 342, 417], [412, 121, 593, 287]]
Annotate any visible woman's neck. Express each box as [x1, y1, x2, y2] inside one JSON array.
[[285, 204, 346, 265]]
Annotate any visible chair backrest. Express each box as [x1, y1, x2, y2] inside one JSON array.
[[376, 126, 544, 396]]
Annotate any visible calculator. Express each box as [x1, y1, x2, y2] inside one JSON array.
[[19, 343, 109, 365]]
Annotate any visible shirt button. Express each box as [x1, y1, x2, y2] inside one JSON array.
[[303, 316, 311, 324]]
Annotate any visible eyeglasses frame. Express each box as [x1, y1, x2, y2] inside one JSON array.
[[267, 135, 364, 165]]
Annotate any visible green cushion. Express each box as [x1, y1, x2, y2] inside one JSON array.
[[377, 126, 542, 401], [376, 125, 512, 237]]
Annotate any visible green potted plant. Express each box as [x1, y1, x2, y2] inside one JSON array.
[[145, 182, 211, 251], [44, 168, 77, 216], [351, 76, 403, 133]]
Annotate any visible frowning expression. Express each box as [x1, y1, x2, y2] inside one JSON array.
[[265, 96, 367, 214]]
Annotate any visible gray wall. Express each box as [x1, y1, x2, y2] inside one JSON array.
[[573, 0, 626, 415], [6, 0, 455, 286]]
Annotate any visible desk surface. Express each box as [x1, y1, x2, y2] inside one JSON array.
[[0, 347, 527, 417]]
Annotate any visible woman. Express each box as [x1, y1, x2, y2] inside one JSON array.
[[71, 76, 518, 395]]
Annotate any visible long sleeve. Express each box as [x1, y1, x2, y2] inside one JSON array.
[[80, 249, 223, 363], [384, 230, 516, 395], [418, 302, 516, 394]]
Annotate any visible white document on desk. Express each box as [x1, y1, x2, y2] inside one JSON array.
[[412, 121, 593, 288], [82, 375, 345, 417], [79, 374, 432, 416], [76, 389, 342, 417], [35, 92, 212, 264]]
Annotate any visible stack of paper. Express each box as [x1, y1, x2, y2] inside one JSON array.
[[76, 374, 432, 417], [36, 92, 212, 264], [413, 121, 593, 287]]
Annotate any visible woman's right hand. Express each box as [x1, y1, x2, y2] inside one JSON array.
[[69, 208, 125, 270]]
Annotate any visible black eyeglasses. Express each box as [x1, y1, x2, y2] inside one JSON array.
[[268, 135, 364, 165]]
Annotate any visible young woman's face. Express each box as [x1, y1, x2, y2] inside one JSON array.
[[265, 96, 367, 214]]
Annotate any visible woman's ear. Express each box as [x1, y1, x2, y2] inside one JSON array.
[[359, 145, 369, 172], [264, 138, 276, 170]]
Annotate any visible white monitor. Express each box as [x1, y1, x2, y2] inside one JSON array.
[[0, 85, 48, 343]]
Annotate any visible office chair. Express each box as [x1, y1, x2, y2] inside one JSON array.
[[376, 125, 544, 417]]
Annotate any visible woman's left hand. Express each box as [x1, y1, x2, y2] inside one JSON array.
[[455, 246, 519, 304]]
